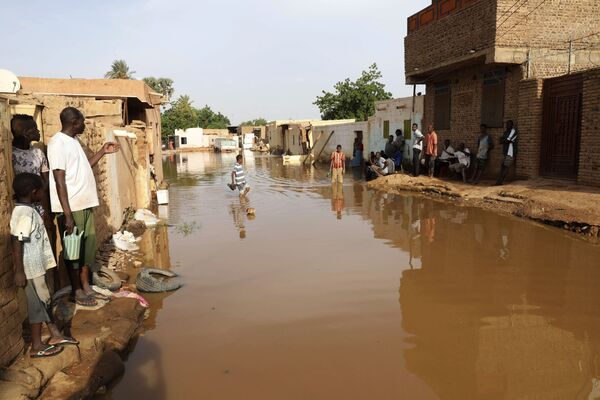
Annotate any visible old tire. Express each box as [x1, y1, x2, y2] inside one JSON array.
[[93, 267, 122, 291], [136, 268, 181, 293]]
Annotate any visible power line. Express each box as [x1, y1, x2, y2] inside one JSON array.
[[496, 0, 529, 32], [496, 0, 550, 42]]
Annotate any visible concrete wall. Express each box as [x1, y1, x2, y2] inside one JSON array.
[[312, 121, 369, 162], [175, 127, 205, 148], [370, 97, 424, 160]]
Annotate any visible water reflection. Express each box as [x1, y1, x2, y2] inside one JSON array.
[[314, 178, 600, 399], [111, 152, 600, 400], [331, 183, 344, 220]]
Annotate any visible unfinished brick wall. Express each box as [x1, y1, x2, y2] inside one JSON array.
[[579, 69, 600, 186], [422, 64, 523, 178], [405, 0, 497, 75], [0, 98, 25, 367], [516, 79, 544, 179]]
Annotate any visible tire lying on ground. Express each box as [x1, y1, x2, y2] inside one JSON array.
[[136, 268, 182, 293], [93, 267, 122, 291]]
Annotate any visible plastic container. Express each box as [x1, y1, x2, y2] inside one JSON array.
[[63, 227, 83, 261], [157, 189, 169, 205]]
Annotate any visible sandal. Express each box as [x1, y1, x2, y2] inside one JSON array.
[[48, 337, 79, 346], [90, 292, 111, 302], [31, 344, 63, 358], [75, 294, 98, 307]]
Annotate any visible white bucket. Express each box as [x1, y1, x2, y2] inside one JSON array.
[[157, 189, 169, 205]]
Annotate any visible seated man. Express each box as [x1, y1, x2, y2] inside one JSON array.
[[449, 143, 471, 183], [386, 156, 395, 175], [437, 139, 455, 176], [370, 152, 389, 177]]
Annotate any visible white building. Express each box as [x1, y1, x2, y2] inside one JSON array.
[[174, 127, 206, 148], [368, 96, 424, 160]]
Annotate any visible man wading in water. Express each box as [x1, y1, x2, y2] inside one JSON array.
[[48, 107, 120, 307]]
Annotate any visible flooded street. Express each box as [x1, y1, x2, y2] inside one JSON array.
[[109, 152, 600, 400]]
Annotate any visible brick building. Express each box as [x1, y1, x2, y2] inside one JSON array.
[[404, 0, 600, 183]]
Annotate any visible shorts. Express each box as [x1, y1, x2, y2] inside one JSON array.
[[25, 276, 52, 324], [57, 208, 97, 271], [476, 158, 488, 169], [503, 155, 514, 167], [237, 182, 249, 191], [331, 167, 344, 183], [425, 155, 435, 171]]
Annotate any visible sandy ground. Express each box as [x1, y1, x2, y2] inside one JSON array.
[[368, 174, 600, 240]]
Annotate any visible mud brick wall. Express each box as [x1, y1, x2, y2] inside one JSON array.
[[422, 64, 523, 179], [0, 98, 25, 367], [515, 79, 544, 179], [37, 96, 124, 246], [579, 69, 600, 186], [404, 0, 497, 74]]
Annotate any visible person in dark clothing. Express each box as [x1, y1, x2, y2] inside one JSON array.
[[495, 120, 518, 186], [393, 129, 405, 172], [385, 135, 395, 161]]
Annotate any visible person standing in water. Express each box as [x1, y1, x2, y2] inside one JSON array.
[[230, 154, 251, 196], [330, 145, 346, 184]]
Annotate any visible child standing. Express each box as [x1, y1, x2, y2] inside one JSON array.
[[330, 145, 345, 183], [230, 154, 250, 196], [11, 173, 78, 358]]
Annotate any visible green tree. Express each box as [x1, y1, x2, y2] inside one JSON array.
[[240, 118, 268, 126], [105, 59, 135, 79], [143, 77, 175, 100], [196, 105, 231, 129], [161, 95, 198, 136], [160, 97, 231, 136], [314, 63, 392, 121]]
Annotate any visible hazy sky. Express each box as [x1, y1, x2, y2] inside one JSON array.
[[3, 0, 429, 124]]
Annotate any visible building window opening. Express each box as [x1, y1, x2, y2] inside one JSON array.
[[481, 69, 506, 128], [434, 81, 451, 130]]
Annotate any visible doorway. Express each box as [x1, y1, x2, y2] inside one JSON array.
[[540, 74, 583, 179]]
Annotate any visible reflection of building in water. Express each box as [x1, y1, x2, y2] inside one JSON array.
[[399, 207, 600, 399], [314, 181, 600, 398]]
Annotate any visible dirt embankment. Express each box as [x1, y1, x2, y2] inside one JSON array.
[[0, 299, 145, 400], [368, 174, 600, 241]]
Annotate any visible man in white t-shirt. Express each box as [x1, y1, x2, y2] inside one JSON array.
[[411, 123, 424, 177], [48, 107, 120, 307]]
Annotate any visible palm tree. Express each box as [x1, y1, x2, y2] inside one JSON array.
[[143, 77, 175, 101], [105, 60, 135, 79]]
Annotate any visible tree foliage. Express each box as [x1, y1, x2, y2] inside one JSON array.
[[314, 63, 392, 121], [105, 59, 135, 79], [161, 95, 231, 136], [143, 77, 174, 100], [240, 118, 268, 126]]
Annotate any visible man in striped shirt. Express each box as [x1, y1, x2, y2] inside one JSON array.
[[230, 154, 250, 196], [330, 144, 346, 184]]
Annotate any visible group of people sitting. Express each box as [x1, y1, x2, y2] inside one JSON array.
[[365, 120, 518, 186]]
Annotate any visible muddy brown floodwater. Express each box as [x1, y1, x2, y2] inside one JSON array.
[[106, 152, 600, 400]]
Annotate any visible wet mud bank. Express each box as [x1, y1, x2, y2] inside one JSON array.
[[368, 174, 600, 240], [0, 299, 145, 400]]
